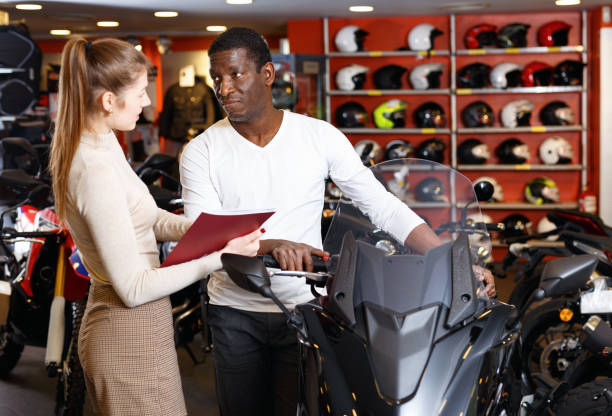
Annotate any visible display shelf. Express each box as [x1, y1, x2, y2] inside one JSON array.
[[327, 50, 450, 58], [456, 46, 584, 55], [340, 128, 452, 134], [477, 202, 579, 210], [406, 202, 452, 209], [457, 126, 583, 134], [0, 68, 25, 74], [455, 86, 584, 95], [327, 89, 451, 96], [458, 164, 583, 171]]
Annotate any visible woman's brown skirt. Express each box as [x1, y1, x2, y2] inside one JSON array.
[[78, 283, 186, 416]]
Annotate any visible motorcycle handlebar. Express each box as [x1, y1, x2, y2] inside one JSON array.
[[259, 254, 328, 272]]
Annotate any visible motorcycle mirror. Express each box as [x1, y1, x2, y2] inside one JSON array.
[[138, 167, 160, 185], [473, 180, 494, 202], [539, 254, 598, 298], [221, 253, 272, 297]]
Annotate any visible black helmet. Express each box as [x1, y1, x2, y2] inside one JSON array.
[[461, 101, 495, 127], [525, 177, 560, 204], [413, 102, 446, 128], [540, 101, 575, 126], [335, 102, 368, 127], [354, 139, 383, 166], [373, 65, 407, 90], [457, 138, 490, 164], [553, 60, 585, 86], [416, 138, 446, 163], [497, 23, 530, 48], [0, 137, 40, 175], [457, 63, 491, 88], [501, 214, 533, 239], [415, 177, 445, 202], [496, 138, 530, 164], [385, 139, 414, 160]]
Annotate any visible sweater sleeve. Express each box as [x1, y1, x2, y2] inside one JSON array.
[[72, 160, 222, 307], [153, 208, 193, 242], [324, 125, 424, 243]]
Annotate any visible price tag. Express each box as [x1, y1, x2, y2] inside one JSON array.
[[456, 89, 472, 95], [531, 126, 547, 133], [505, 48, 521, 54], [515, 164, 531, 170], [367, 90, 382, 96], [421, 128, 437, 134], [369, 51, 383, 57], [468, 49, 486, 55], [418, 50, 436, 56], [547, 46, 561, 52]]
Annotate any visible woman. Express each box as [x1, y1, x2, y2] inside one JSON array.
[[49, 37, 260, 416]]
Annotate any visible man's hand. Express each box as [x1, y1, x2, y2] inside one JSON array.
[[472, 265, 496, 298], [259, 239, 329, 272]]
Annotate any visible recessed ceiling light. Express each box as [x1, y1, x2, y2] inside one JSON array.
[[555, 0, 580, 5], [154, 11, 178, 17], [50, 29, 71, 36], [97, 21, 119, 27], [15, 4, 42, 10], [349, 5, 374, 12], [439, 2, 489, 11], [226, 0, 253, 4], [207, 25, 227, 32]]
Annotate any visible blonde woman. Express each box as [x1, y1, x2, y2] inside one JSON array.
[[49, 37, 261, 416]]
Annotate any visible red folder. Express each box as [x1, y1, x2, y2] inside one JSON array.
[[161, 210, 274, 267]]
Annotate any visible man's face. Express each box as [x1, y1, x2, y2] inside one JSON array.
[[209, 48, 272, 122]]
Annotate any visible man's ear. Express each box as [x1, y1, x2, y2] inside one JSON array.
[[262, 61, 276, 87]]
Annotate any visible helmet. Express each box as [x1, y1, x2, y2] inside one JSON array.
[[554, 60, 584, 86], [271, 78, 297, 110], [373, 99, 407, 129], [457, 138, 490, 164], [0, 137, 40, 175], [540, 101, 575, 125], [466, 212, 494, 262], [525, 177, 560, 204], [409, 63, 444, 90], [461, 101, 495, 127], [496, 138, 530, 164], [497, 23, 530, 48], [474, 176, 503, 202], [408, 23, 443, 51], [416, 138, 446, 163], [500, 99, 534, 128], [457, 63, 491, 88], [521, 61, 553, 87], [385, 139, 414, 160], [335, 102, 368, 127], [539, 136, 574, 164], [335, 64, 369, 91], [490, 62, 523, 89], [413, 102, 446, 128], [467, 212, 494, 227], [537, 216, 558, 240], [501, 214, 533, 238], [373, 65, 407, 90], [354, 139, 384, 166], [415, 177, 445, 202], [538, 21, 571, 47], [0, 79, 36, 116], [464, 24, 498, 49], [334, 25, 369, 52]]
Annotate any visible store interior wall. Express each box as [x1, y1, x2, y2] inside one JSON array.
[[160, 50, 213, 93]]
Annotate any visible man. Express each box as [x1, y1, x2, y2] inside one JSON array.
[[180, 27, 494, 416]]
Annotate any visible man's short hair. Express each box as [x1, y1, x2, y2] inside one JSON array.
[[209, 27, 272, 72]]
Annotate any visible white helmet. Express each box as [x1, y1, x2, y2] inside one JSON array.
[[409, 63, 445, 90], [335, 25, 369, 52], [539, 136, 574, 165], [335, 64, 369, 91], [474, 176, 504, 202], [466, 212, 494, 262], [408, 23, 443, 51], [490, 62, 523, 89], [501, 99, 534, 128], [537, 216, 558, 240]]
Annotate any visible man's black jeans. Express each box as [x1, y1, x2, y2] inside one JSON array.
[[208, 304, 299, 416]]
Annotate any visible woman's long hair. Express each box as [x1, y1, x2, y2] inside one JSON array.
[[49, 37, 149, 220]]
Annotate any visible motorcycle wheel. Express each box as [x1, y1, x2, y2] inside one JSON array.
[[55, 300, 86, 416], [521, 298, 586, 390], [554, 379, 612, 416], [0, 324, 24, 378]]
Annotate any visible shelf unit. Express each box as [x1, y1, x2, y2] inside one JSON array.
[[322, 11, 588, 229]]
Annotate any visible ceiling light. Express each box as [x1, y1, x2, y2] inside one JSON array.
[[50, 29, 71, 36], [349, 5, 374, 12], [154, 11, 178, 17], [555, 0, 580, 5], [15, 4, 42, 10], [206, 25, 227, 32], [126, 36, 142, 51], [439, 2, 489, 11], [97, 21, 119, 27], [226, 0, 253, 4]]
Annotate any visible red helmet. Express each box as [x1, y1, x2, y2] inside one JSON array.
[[522, 61, 553, 87], [538, 21, 571, 47], [464, 24, 498, 49]]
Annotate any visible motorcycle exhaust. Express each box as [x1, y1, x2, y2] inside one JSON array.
[[45, 245, 65, 367]]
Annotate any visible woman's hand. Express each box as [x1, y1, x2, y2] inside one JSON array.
[[219, 228, 262, 257]]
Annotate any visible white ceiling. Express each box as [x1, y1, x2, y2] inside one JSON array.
[[0, 0, 607, 39]]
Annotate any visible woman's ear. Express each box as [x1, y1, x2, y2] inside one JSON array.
[[100, 91, 115, 114]]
